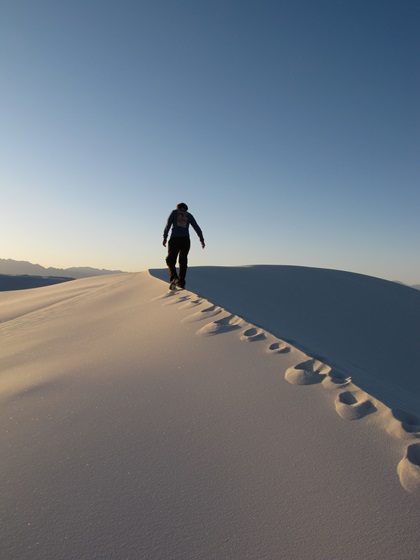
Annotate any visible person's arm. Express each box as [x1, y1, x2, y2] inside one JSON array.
[[190, 215, 205, 248], [163, 211, 175, 246]]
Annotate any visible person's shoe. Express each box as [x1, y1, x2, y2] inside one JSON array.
[[169, 277, 179, 291], [177, 280, 186, 290]]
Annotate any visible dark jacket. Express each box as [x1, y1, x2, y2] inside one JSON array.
[[163, 209, 204, 244]]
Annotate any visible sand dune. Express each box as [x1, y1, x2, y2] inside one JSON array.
[[151, 265, 420, 417], [1, 267, 419, 560]]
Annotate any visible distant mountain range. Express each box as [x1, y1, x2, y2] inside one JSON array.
[[0, 258, 125, 279], [1, 258, 418, 290]]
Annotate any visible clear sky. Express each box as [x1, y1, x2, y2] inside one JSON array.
[[1, 0, 419, 284]]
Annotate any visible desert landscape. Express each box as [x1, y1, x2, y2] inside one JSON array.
[[1, 266, 419, 559]]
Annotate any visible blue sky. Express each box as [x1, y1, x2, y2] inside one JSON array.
[[1, 0, 419, 284]]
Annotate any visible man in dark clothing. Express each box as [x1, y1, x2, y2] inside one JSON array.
[[163, 202, 205, 290]]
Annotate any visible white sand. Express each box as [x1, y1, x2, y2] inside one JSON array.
[[1, 267, 419, 559]]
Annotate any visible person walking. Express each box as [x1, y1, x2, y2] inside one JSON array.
[[163, 202, 205, 290]]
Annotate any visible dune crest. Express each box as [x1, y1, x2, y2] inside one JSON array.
[[150, 265, 420, 417]]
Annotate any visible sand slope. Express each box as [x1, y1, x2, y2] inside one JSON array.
[[151, 265, 420, 416], [1, 269, 419, 560]]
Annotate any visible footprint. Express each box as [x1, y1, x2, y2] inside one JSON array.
[[152, 292, 176, 301], [284, 359, 327, 385], [180, 298, 203, 309], [334, 391, 376, 420], [397, 443, 420, 493], [322, 371, 352, 390], [240, 327, 266, 342], [182, 305, 222, 323], [163, 295, 191, 306], [196, 315, 242, 336], [386, 409, 420, 439], [267, 341, 291, 354]]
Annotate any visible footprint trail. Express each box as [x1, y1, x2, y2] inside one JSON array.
[[155, 283, 419, 493]]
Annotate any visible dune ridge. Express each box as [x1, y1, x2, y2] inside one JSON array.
[[150, 265, 420, 417]]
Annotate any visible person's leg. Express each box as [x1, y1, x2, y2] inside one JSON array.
[[178, 238, 191, 288], [166, 238, 180, 281]]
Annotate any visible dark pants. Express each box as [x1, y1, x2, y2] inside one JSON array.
[[166, 237, 191, 284]]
